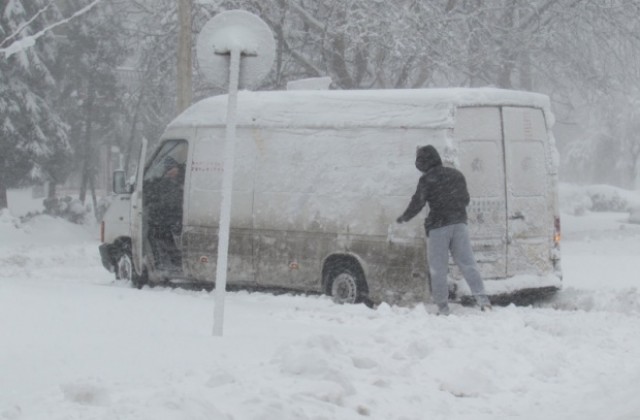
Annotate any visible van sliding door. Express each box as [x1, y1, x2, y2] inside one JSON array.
[[503, 107, 552, 276], [455, 107, 508, 279], [182, 129, 255, 284]]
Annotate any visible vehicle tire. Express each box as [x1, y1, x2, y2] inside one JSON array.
[[329, 268, 365, 305], [116, 244, 147, 288], [115, 250, 133, 282]]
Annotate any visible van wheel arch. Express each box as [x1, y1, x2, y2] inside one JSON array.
[[322, 255, 369, 304], [113, 237, 131, 254]]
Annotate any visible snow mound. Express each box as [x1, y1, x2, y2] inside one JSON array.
[[2, 187, 640, 419], [560, 183, 640, 215], [0, 209, 20, 229], [0, 212, 102, 282], [0, 211, 96, 248], [60, 381, 110, 406], [545, 287, 640, 314]]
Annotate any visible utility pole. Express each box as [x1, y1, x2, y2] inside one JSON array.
[[177, 0, 192, 114]]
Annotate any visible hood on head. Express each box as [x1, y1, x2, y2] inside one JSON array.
[[415, 145, 442, 173]]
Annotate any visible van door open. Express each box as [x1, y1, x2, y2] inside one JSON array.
[[131, 137, 147, 278], [142, 139, 188, 277], [455, 107, 508, 279]]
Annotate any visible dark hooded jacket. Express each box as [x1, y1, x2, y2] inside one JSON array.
[[398, 145, 470, 233]]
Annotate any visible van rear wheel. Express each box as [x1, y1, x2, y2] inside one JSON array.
[[329, 269, 365, 304]]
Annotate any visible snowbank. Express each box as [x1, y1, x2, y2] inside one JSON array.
[[560, 183, 640, 216], [6, 188, 44, 217], [0, 210, 101, 285]]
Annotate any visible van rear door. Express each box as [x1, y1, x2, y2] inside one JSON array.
[[455, 106, 553, 280], [455, 107, 508, 279], [182, 130, 255, 284], [503, 107, 553, 276]]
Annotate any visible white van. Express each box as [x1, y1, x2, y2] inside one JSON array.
[[128, 88, 562, 306]]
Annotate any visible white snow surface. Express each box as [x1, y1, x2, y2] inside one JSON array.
[[2, 189, 640, 420]]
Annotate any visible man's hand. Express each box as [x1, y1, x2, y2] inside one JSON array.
[[396, 216, 405, 224]]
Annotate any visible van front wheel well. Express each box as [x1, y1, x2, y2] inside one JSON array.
[[322, 255, 368, 304], [109, 238, 128, 273]]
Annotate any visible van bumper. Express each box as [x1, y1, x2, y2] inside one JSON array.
[[456, 273, 562, 305], [99, 243, 115, 273]]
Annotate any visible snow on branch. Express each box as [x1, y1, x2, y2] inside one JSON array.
[[288, 0, 325, 32], [0, 0, 103, 59], [0, 1, 54, 49]]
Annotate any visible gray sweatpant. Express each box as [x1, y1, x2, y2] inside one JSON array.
[[427, 223, 486, 305]]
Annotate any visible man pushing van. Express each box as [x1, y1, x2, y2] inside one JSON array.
[[396, 145, 491, 315]]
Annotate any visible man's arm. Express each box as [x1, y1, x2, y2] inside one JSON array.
[[459, 172, 470, 207], [397, 177, 427, 223]]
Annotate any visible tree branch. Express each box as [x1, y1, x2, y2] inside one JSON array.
[[0, 1, 55, 48], [0, 0, 103, 59], [287, 0, 325, 32]]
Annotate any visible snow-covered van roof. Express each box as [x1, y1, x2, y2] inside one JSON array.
[[167, 87, 553, 130]]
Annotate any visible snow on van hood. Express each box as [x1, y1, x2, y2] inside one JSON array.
[[168, 88, 554, 130]]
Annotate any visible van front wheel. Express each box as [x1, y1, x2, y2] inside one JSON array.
[[330, 270, 362, 304], [117, 244, 147, 289], [116, 250, 133, 282]]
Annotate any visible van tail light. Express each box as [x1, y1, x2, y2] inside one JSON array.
[[553, 216, 561, 245], [100, 221, 105, 243]]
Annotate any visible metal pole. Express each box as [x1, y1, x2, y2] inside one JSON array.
[[213, 48, 241, 336]]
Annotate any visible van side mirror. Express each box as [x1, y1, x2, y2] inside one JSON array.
[[113, 170, 129, 194]]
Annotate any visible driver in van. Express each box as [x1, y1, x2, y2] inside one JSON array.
[[144, 156, 185, 272], [396, 145, 491, 316]]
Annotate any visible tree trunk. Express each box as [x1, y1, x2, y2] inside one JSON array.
[[519, 51, 533, 91], [79, 75, 96, 204], [631, 145, 640, 190], [89, 172, 99, 221], [273, 0, 286, 87], [48, 182, 57, 199], [329, 34, 353, 88], [0, 182, 8, 210], [123, 84, 146, 174], [176, 0, 192, 115], [496, 1, 516, 89]]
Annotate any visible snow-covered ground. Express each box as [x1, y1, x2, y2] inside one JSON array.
[[2, 188, 640, 420]]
